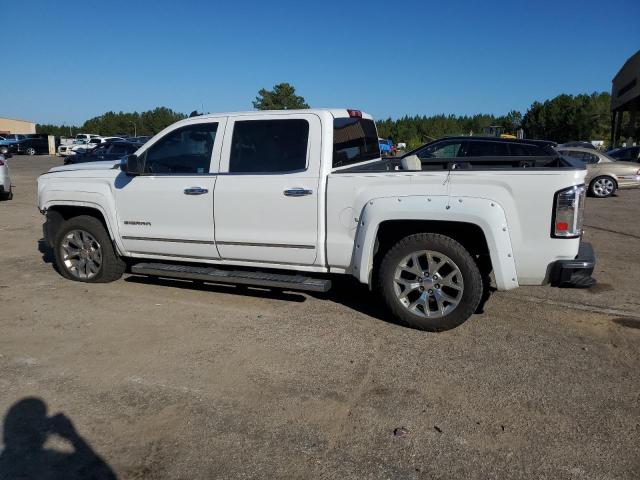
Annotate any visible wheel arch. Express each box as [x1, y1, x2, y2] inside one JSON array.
[[43, 202, 122, 253], [351, 195, 519, 291]]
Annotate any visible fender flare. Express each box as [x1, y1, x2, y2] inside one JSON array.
[[351, 195, 519, 291], [42, 197, 125, 255]]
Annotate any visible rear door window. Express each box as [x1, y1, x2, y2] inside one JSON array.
[[229, 119, 309, 173], [466, 141, 510, 157], [333, 118, 380, 167]]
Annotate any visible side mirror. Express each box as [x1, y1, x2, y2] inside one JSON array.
[[121, 154, 142, 176]]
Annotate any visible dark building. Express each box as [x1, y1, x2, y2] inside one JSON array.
[[611, 50, 640, 146]]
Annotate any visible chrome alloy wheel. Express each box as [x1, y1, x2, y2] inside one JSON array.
[[61, 229, 103, 280], [393, 250, 464, 318], [593, 177, 615, 197]]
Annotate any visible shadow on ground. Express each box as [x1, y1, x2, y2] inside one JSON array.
[[37, 238, 55, 265], [0, 397, 116, 480], [38, 238, 492, 328]]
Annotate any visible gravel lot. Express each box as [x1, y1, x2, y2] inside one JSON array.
[[1, 155, 639, 479]]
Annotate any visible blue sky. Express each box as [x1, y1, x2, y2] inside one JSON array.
[[2, 0, 639, 125]]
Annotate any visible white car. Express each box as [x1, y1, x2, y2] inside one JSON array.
[[0, 154, 12, 200], [37, 109, 595, 331], [58, 137, 125, 156]]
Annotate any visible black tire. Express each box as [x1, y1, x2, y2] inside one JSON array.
[[53, 215, 126, 283], [377, 233, 483, 331], [26, 147, 36, 156], [589, 176, 616, 198]]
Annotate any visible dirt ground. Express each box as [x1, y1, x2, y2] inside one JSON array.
[[1, 155, 639, 479]]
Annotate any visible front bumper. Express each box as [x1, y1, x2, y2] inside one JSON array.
[[550, 242, 596, 288]]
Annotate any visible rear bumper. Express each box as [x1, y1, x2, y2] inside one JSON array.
[[550, 242, 596, 288]]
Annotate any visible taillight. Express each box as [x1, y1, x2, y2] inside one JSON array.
[[347, 109, 362, 118], [552, 185, 585, 238]]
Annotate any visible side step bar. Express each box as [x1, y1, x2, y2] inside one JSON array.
[[130, 262, 332, 293]]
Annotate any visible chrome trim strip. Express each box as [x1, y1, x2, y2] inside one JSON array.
[[123, 237, 315, 249], [128, 251, 315, 266], [217, 241, 315, 249], [129, 251, 218, 259], [122, 236, 216, 245]]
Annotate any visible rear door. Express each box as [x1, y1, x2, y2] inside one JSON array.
[[214, 113, 322, 265]]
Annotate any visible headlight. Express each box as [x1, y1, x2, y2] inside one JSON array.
[[552, 185, 585, 238]]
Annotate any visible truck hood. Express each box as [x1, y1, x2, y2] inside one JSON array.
[[48, 160, 120, 173]]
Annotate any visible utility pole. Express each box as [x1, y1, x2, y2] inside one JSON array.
[[130, 121, 137, 138]]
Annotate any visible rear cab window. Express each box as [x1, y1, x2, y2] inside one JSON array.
[[333, 117, 380, 168]]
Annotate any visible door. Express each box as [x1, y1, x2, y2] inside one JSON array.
[[115, 119, 226, 259], [214, 113, 321, 265]]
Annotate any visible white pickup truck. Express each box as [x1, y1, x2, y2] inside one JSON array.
[[37, 109, 595, 331]]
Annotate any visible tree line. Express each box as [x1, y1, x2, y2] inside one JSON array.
[[37, 84, 623, 148], [37, 107, 186, 138]]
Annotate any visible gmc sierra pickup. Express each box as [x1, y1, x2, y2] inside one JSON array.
[[37, 109, 595, 331]]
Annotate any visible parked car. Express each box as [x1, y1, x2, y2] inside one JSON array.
[[74, 133, 101, 142], [68, 137, 125, 155], [0, 153, 12, 200], [379, 138, 396, 156], [38, 108, 595, 332], [402, 136, 557, 162], [58, 140, 86, 157], [64, 141, 139, 164], [558, 141, 596, 150], [8, 135, 59, 156], [0, 134, 27, 154], [607, 145, 640, 163], [556, 146, 640, 197]]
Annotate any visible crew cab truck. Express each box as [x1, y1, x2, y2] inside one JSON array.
[[37, 109, 596, 331]]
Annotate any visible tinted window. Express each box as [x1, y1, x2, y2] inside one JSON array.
[[143, 123, 218, 174], [466, 141, 510, 157], [610, 147, 638, 160], [561, 150, 599, 164], [333, 118, 380, 167], [508, 143, 549, 156], [415, 141, 465, 159], [109, 144, 129, 155], [229, 119, 308, 173]]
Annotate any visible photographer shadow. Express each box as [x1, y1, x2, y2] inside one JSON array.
[[0, 397, 116, 480]]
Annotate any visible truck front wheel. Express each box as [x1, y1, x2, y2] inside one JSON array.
[[53, 215, 126, 283], [378, 233, 483, 331]]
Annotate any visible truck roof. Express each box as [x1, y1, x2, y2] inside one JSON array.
[[190, 109, 374, 121]]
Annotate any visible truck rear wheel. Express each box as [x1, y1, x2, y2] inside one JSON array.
[[377, 233, 483, 331], [53, 215, 126, 283]]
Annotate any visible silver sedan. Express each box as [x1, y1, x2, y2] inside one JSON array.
[[556, 147, 640, 198]]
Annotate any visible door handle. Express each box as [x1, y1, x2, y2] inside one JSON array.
[[184, 187, 209, 195], [284, 188, 313, 197]]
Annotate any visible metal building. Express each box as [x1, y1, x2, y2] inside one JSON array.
[[611, 50, 640, 146], [0, 116, 36, 135]]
